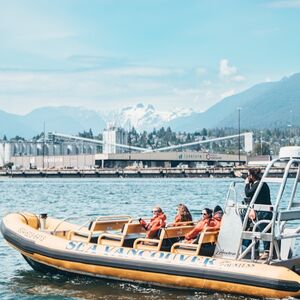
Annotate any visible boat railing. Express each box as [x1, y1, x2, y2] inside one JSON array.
[[95, 215, 132, 222], [235, 148, 300, 263], [52, 216, 94, 235], [223, 182, 238, 208], [52, 214, 132, 236]]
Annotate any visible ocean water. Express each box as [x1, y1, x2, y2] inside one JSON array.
[[0, 178, 295, 300]]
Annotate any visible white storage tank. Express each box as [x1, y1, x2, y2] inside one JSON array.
[[0, 143, 4, 167], [4, 143, 11, 164], [0, 143, 12, 167]]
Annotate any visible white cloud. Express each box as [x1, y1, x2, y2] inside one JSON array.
[[0, 59, 247, 115], [202, 80, 212, 86], [233, 75, 246, 82], [219, 59, 246, 82], [221, 89, 235, 99], [196, 67, 206, 76], [19, 31, 75, 42], [0, 67, 202, 114], [219, 59, 237, 77], [103, 67, 184, 77], [268, 0, 300, 8], [172, 88, 202, 96]]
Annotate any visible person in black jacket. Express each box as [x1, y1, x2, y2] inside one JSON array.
[[244, 168, 272, 259], [245, 168, 271, 205]]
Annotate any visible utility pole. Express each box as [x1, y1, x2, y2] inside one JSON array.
[[128, 131, 132, 164], [237, 108, 241, 165], [260, 131, 263, 155], [42, 121, 45, 169], [288, 110, 293, 146]]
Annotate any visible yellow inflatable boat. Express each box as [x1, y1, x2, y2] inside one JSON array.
[[1, 211, 300, 298], [1, 146, 300, 298]]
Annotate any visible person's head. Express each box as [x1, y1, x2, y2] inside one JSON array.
[[213, 205, 223, 218], [152, 206, 162, 216], [201, 208, 213, 219], [213, 205, 223, 214], [177, 204, 193, 221], [248, 168, 261, 182]]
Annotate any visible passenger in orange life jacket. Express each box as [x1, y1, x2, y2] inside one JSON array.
[[212, 205, 223, 231], [183, 208, 218, 242], [173, 204, 193, 226], [139, 207, 166, 238]]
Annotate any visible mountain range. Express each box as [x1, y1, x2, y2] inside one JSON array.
[[0, 107, 106, 138], [0, 72, 300, 138], [166, 73, 300, 131], [100, 103, 194, 132]]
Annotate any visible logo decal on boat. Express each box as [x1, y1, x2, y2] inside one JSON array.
[[65, 242, 255, 269], [18, 227, 46, 242]]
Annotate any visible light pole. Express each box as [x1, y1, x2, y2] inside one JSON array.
[[288, 110, 293, 146], [237, 108, 242, 165], [42, 121, 45, 170], [260, 130, 263, 155]]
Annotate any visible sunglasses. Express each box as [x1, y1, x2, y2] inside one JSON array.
[[201, 212, 208, 215], [152, 210, 159, 213]]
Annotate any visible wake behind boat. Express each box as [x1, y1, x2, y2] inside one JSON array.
[[1, 146, 300, 298]]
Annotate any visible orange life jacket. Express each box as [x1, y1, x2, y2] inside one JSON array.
[[184, 218, 218, 240], [173, 214, 192, 226], [139, 213, 167, 238]]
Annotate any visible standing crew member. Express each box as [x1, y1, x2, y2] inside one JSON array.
[[244, 168, 272, 259]]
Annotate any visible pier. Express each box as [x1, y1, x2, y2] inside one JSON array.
[[0, 166, 293, 178]]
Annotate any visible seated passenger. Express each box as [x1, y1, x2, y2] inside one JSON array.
[[173, 203, 193, 226], [212, 205, 223, 230], [139, 207, 166, 239], [183, 208, 218, 243]]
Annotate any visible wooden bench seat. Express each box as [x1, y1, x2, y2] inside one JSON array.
[[97, 223, 146, 247], [133, 225, 195, 251], [67, 216, 131, 243], [171, 229, 219, 256]]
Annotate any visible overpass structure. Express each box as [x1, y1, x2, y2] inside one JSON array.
[[46, 132, 252, 169], [50, 132, 253, 153]]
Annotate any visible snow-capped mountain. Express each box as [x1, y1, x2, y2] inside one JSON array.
[[100, 103, 194, 131]]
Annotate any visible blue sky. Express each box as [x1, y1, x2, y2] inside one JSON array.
[[0, 0, 300, 114]]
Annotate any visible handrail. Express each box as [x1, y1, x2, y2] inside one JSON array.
[[166, 221, 195, 227], [52, 214, 133, 235], [236, 156, 300, 262], [97, 233, 125, 245], [224, 182, 237, 209], [52, 216, 93, 235], [95, 215, 132, 222], [133, 237, 160, 249]]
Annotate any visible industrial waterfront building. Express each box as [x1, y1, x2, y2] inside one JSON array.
[[0, 126, 250, 170], [103, 125, 128, 154], [1, 140, 247, 170]]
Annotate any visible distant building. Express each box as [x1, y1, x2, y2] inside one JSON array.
[[103, 124, 128, 154], [0, 140, 98, 168], [0, 142, 11, 167]]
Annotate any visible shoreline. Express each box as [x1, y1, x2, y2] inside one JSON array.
[[0, 167, 292, 178]]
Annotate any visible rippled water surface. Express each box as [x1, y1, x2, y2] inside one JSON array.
[[0, 178, 294, 300]]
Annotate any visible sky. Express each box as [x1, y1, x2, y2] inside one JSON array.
[[0, 0, 300, 115]]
